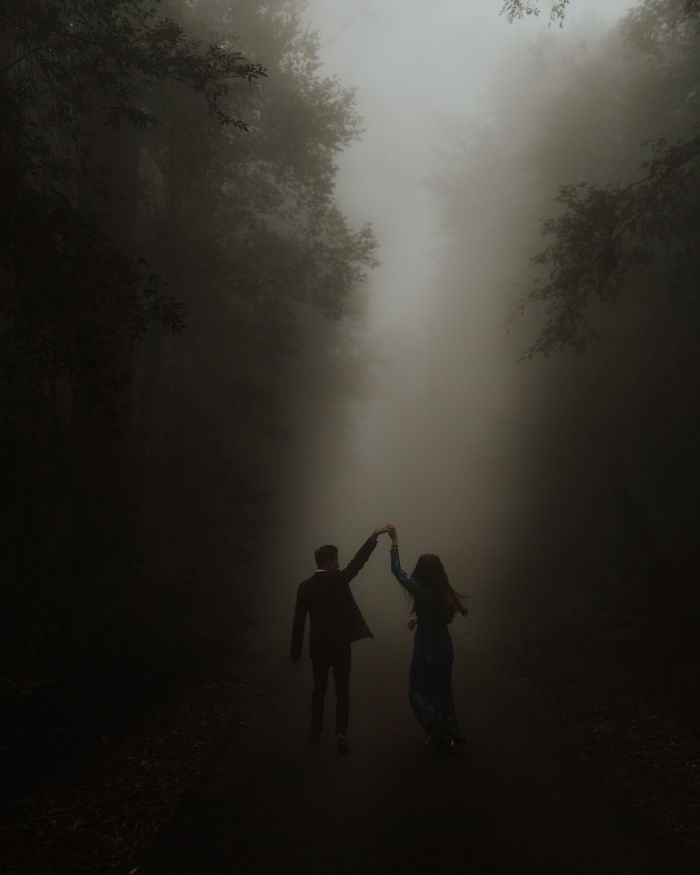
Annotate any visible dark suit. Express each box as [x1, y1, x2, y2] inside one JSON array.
[[291, 534, 377, 735]]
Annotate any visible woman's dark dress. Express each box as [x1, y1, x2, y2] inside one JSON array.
[[390, 546, 463, 741]]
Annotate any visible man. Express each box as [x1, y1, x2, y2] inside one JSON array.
[[291, 523, 393, 754]]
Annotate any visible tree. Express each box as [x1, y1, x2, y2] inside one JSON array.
[[0, 0, 264, 424], [428, 2, 700, 718], [131, 0, 378, 596], [0, 0, 378, 736], [517, 0, 700, 355]]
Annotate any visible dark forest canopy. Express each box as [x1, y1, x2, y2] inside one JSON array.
[[503, 0, 700, 356], [0, 0, 376, 771], [1, 0, 264, 421], [3, 0, 699, 800], [431, 0, 700, 722]]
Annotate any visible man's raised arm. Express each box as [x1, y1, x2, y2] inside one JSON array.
[[341, 523, 394, 584]]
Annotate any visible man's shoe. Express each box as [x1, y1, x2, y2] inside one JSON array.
[[336, 734, 351, 755], [307, 729, 321, 745], [424, 729, 455, 754], [446, 737, 464, 756]]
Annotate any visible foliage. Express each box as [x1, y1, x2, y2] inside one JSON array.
[[132, 0, 379, 611], [500, 0, 570, 25], [1, 0, 263, 426], [524, 0, 700, 355], [0, 0, 264, 133], [191, 0, 377, 318], [0, 0, 377, 780], [424, 0, 700, 726], [527, 133, 700, 355]]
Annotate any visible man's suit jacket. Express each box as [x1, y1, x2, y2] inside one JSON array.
[[290, 535, 378, 661]]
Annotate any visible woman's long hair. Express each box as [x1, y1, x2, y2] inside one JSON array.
[[411, 554, 468, 616]]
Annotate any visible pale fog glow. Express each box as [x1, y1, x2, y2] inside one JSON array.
[[275, 0, 634, 633]]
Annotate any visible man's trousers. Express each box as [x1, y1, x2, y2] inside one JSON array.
[[311, 643, 351, 736]]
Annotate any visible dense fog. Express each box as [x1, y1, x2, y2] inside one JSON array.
[[274, 1, 635, 625], [275, 0, 700, 712], [2, 0, 700, 803]]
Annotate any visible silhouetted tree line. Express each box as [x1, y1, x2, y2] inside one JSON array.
[[443, 0, 699, 723], [0, 0, 375, 789]]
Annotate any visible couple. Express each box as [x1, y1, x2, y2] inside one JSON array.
[[290, 523, 467, 755]]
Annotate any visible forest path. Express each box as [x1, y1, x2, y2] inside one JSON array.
[[143, 631, 693, 874]]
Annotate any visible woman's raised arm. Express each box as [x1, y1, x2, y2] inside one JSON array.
[[389, 529, 427, 598]]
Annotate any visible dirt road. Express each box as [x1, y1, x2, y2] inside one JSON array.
[[143, 629, 695, 874]]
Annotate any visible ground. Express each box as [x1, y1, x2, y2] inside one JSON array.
[[144, 628, 697, 874], [2, 627, 698, 874]]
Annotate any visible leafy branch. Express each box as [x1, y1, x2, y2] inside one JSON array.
[[2, 0, 266, 130], [500, 0, 570, 25], [525, 133, 700, 356]]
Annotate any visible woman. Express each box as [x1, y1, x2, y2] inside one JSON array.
[[388, 526, 467, 752]]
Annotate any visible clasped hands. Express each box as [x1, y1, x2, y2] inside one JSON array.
[[373, 523, 398, 545]]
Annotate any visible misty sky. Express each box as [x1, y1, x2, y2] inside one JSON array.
[[304, 0, 633, 327], [279, 0, 636, 621]]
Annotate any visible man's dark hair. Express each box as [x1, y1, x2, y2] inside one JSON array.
[[315, 544, 338, 568]]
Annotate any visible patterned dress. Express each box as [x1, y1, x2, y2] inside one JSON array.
[[390, 546, 463, 742]]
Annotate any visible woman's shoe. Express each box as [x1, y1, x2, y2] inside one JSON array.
[[424, 731, 444, 752]]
